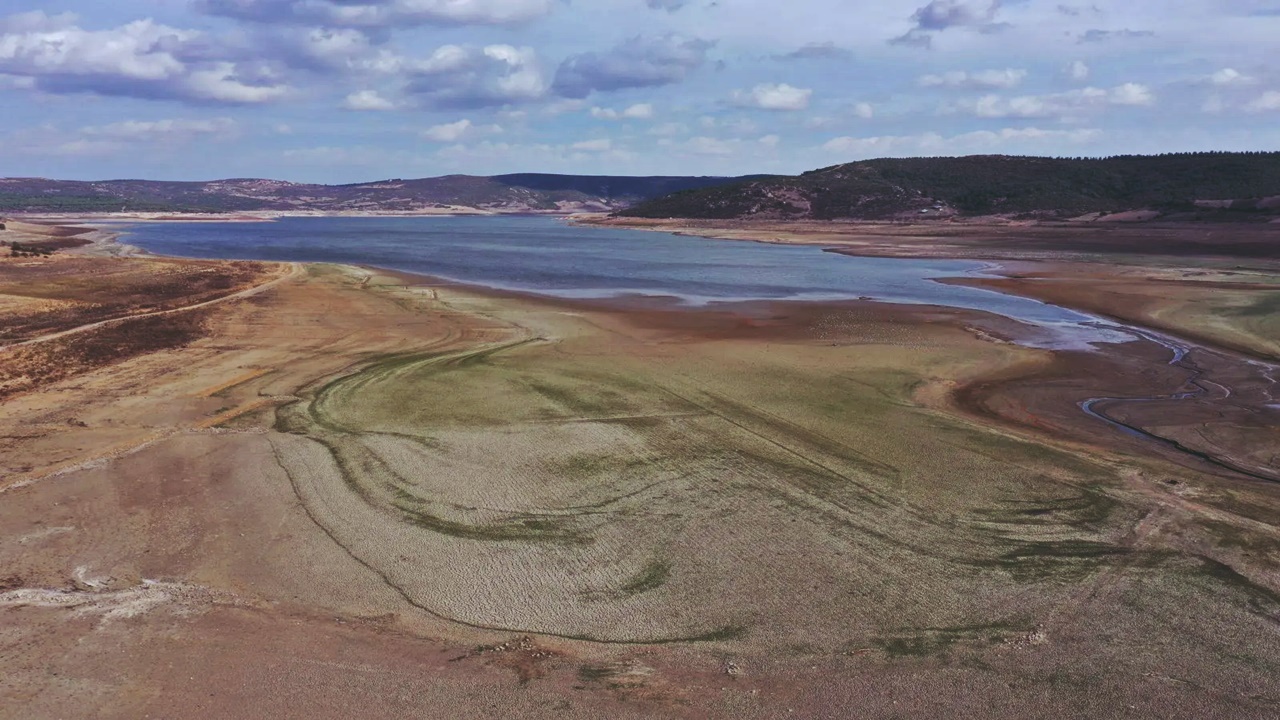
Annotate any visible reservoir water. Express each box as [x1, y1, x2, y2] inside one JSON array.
[[118, 215, 1131, 349]]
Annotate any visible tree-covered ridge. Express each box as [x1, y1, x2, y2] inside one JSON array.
[[619, 153, 1280, 221]]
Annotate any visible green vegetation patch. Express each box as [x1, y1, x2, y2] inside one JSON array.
[[873, 622, 1028, 658], [983, 540, 1127, 582]]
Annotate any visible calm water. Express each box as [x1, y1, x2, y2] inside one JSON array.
[[118, 216, 1130, 348]]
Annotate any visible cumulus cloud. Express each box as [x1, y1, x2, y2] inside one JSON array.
[[342, 89, 397, 110], [0, 13, 288, 104], [552, 35, 712, 98], [893, 1, 1006, 47], [419, 117, 499, 139], [590, 103, 655, 120], [957, 83, 1156, 120], [195, 0, 552, 28], [1065, 60, 1090, 82], [918, 68, 1026, 89], [405, 44, 546, 109], [731, 83, 812, 111], [1246, 91, 1280, 112], [422, 119, 471, 141], [1108, 83, 1155, 106], [1208, 68, 1257, 86], [269, 27, 381, 73]]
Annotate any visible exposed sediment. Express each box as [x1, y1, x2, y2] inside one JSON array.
[[2, 236, 1280, 718]]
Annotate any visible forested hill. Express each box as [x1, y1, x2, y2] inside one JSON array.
[[619, 153, 1280, 221], [0, 173, 754, 214]]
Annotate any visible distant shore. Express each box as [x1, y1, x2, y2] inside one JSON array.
[[3, 207, 572, 224]]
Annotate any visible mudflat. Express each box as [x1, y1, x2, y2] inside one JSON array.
[[2, 226, 1279, 718]]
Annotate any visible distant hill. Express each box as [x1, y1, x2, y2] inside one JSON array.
[[619, 153, 1280, 222], [0, 173, 756, 215]]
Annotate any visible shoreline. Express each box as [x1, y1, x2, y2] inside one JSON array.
[[5, 208, 575, 224], [23, 214, 1280, 482], [56, 213, 1277, 361]]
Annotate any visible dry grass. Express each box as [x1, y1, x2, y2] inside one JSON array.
[[0, 309, 212, 399], [0, 254, 269, 344]]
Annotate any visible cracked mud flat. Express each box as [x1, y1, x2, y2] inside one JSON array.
[[2, 258, 1280, 718]]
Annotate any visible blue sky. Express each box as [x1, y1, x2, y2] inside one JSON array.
[[1, 0, 1278, 183]]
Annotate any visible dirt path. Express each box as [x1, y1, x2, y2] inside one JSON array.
[[0, 262, 301, 353]]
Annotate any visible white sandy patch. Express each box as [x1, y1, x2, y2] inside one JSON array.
[[1, 571, 237, 625]]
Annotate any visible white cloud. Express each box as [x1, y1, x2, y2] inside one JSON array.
[[1065, 60, 1090, 82], [6, 117, 239, 157], [570, 138, 613, 152], [422, 119, 474, 142], [758, 134, 781, 148], [1246, 91, 1280, 112], [590, 103, 655, 120], [81, 118, 238, 141], [731, 83, 812, 111], [1208, 68, 1257, 86], [822, 127, 1103, 157], [197, 0, 554, 28], [1109, 82, 1155, 106], [343, 89, 398, 111], [406, 44, 547, 109], [184, 63, 288, 104], [960, 83, 1156, 119], [0, 16, 287, 104], [919, 68, 1027, 89], [853, 102, 875, 119], [685, 136, 736, 155]]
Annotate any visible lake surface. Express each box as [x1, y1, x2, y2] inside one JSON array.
[[118, 215, 1131, 349]]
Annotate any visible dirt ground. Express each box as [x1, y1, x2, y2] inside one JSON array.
[[583, 215, 1280, 268], [2, 239, 1280, 717]]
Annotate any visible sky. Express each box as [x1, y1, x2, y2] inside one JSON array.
[[1, 0, 1278, 183]]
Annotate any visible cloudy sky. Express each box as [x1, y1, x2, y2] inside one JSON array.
[[2, 1, 1278, 183]]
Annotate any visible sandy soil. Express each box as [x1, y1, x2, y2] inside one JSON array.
[[2, 233, 1280, 717]]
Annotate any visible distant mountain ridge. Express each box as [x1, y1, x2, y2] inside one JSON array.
[[619, 153, 1280, 222], [0, 173, 760, 214]]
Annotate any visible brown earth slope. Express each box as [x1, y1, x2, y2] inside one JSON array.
[[2, 246, 1279, 717]]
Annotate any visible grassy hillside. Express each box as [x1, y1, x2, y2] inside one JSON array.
[[619, 153, 1280, 221]]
